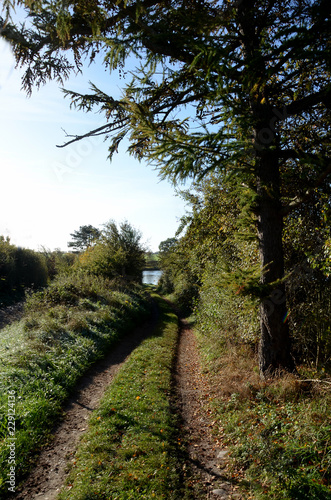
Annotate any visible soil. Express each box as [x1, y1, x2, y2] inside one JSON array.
[[9, 302, 244, 499], [174, 319, 243, 499]]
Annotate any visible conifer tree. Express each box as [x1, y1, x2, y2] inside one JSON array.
[[1, 0, 330, 377], [68, 225, 101, 252]]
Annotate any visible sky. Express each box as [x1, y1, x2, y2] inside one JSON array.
[[0, 33, 189, 253]]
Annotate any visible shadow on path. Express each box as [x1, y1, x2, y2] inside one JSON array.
[[13, 301, 159, 500]]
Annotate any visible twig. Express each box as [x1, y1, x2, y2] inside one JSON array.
[[298, 379, 331, 385]]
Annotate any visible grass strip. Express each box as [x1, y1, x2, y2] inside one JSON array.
[[0, 273, 151, 496], [58, 294, 183, 500]]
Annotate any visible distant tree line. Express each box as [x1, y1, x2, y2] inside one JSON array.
[[0, 236, 75, 296], [0, 220, 145, 299]]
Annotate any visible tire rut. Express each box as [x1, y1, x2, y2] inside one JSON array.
[[13, 302, 159, 500], [174, 319, 243, 499]]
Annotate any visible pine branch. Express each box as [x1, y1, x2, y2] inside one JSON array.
[[284, 87, 331, 116], [56, 121, 128, 148], [281, 161, 331, 216]]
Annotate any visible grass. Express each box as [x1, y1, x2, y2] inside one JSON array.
[[194, 330, 331, 500], [0, 272, 151, 497], [58, 293, 184, 500]]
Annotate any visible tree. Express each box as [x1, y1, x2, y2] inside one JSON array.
[[159, 238, 178, 255], [68, 225, 101, 252], [0, 237, 48, 292], [2, 0, 330, 377], [79, 220, 146, 281]]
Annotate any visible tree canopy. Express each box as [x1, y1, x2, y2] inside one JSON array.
[[78, 220, 146, 281], [68, 225, 101, 252], [1, 0, 330, 377]]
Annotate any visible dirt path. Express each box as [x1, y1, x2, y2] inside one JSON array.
[[174, 319, 243, 499], [12, 302, 244, 500], [13, 303, 159, 500], [0, 301, 25, 330]]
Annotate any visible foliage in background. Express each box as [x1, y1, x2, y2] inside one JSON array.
[[283, 194, 331, 369], [159, 174, 331, 371], [0, 236, 48, 297], [67, 224, 101, 253], [159, 175, 260, 331], [144, 251, 160, 270], [78, 220, 146, 282], [0, 271, 151, 497], [39, 247, 77, 280]]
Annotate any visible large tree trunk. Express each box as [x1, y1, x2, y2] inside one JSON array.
[[236, 0, 296, 378], [256, 146, 295, 378]]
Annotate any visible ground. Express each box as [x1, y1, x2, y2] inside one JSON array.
[[3, 300, 244, 499], [0, 301, 24, 329], [174, 319, 243, 499]]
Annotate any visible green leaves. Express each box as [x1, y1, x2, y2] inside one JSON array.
[[78, 220, 146, 282]]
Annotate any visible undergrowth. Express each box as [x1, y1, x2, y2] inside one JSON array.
[[195, 328, 331, 500], [0, 272, 151, 497], [58, 294, 184, 500]]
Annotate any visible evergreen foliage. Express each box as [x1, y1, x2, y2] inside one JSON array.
[[1, 0, 330, 376], [67, 225, 101, 252]]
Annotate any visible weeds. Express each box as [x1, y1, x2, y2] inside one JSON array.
[[0, 272, 151, 496], [195, 325, 331, 499]]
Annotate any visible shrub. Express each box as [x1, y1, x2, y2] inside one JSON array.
[[77, 221, 146, 282], [0, 237, 48, 294]]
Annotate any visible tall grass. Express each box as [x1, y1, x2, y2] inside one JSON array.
[[0, 272, 151, 496], [194, 324, 331, 500]]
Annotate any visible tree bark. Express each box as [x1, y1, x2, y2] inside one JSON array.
[[236, 0, 297, 378], [256, 143, 295, 378]]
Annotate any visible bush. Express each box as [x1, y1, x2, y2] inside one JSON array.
[[196, 260, 260, 352], [40, 247, 77, 280], [77, 221, 146, 282], [0, 237, 48, 294]]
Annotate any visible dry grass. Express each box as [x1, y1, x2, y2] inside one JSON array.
[[201, 341, 260, 400], [195, 328, 331, 499]]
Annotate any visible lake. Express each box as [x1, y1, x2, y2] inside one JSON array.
[[142, 269, 163, 285]]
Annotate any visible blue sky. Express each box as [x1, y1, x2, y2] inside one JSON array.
[[0, 35, 189, 252]]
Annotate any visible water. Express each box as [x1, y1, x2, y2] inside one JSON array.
[[142, 269, 163, 285]]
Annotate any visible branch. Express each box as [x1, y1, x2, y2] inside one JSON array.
[[284, 87, 331, 116], [298, 379, 331, 386], [56, 121, 128, 148]]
